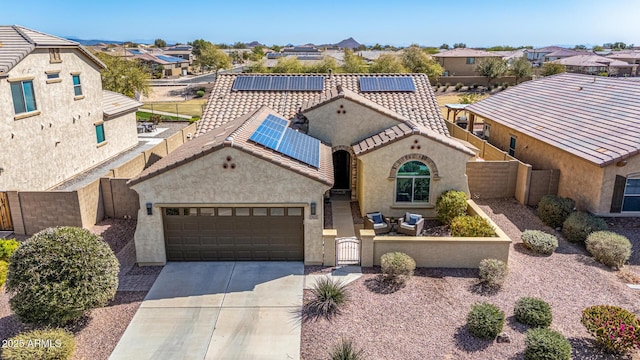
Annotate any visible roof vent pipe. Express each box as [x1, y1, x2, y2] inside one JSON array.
[[328, 68, 332, 79]]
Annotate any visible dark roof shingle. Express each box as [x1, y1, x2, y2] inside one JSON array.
[[466, 73, 640, 167]]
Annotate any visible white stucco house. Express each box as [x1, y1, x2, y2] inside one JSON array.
[[129, 73, 478, 266], [0, 25, 141, 191]]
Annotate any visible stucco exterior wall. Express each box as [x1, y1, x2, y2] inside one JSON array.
[[130, 147, 330, 265], [481, 117, 605, 212], [357, 134, 471, 219], [0, 48, 137, 191], [600, 155, 640, 215], [435, 56, 501, 77], [305, 98, 402, 147]]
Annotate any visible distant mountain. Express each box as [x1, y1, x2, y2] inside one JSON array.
[[335, 37, 361, 49], [246, 41, 264, 48]]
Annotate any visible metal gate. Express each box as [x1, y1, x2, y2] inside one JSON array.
[[0, 192, 13, 231], [336, 237, 360, 266]]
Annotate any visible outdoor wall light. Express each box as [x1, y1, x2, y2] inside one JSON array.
[[146, 202, 153, 215], [310, 201, 317, 216]]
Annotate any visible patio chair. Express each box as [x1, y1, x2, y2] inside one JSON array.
[[364, 211, 390, 235], [397, 212, 424, 236]]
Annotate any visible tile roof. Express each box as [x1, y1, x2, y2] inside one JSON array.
[[0, 25, 104, 75], [607, 50, 640, 60], [133, 53, 188, 65], [352, 122, 476, 157], [102, 90, 142, 118], [433, 48, 501, 58], [552, 54, 634, 68], [199, 73, 448, 137], [544, 49, 590, 58], [466, 73, 640, 167], [129, 106, 334, 186]]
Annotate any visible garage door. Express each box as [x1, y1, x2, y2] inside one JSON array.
[[163, 207, 304, 261]]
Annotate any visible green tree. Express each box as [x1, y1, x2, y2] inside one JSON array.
[[232, 42, 247, 49], [371, 43, 383, 50], [475, 57, 508, 86], [369, 54, 407, 73], [401, 46, 444, 79], [342, 48, 367, 73], [541, 62, 566, 76], [154, 38, 167, 48], [247, 60, 268, 73], [574, 44, 587, 50], [189, 39, 212, 57], [593, 45, 604, 52], [356, 44, 367, 51], [423, 47, 440, 55], [250, 45, 265, 61], [612, 41, 627, 50], [196, 44, 232, 73], [509, 56, 533, 84], [94, 52, 150, 98], [271, 44, 283, 52], [272, 56, 303, 73], [453, 43, 467, 48], [440, 43, 450, 50], [306, 56, 339, 73]]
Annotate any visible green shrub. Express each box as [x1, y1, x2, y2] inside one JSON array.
[[189, 116, 201, 124], [514, 297, 553, 327], [6, 227, 119, 326], [521, 230, 558, 255], [586, 231, 632, 269], [306, 277, 348, 317], [562, 211, 607, 243], [436, 190, 468, 225], [330, 338, 364, 360], [581, 305, 640, 354], [380, 252, 416, 284], [537, 195, 575, 228], [467, 302, 505, 339], [1, 328, 76, 360], [0, 238, 19, 262], [196, 90, 205, 97], [455, 82, 463, 91], [450, 215, 496, 237], [478, 258, 508, 288], [0, 260, 7, 288], [524, 328, 571, 360]]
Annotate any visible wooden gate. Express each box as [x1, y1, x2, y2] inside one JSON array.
[[336, 237, 360, 266], [0, 192, 13, 231]]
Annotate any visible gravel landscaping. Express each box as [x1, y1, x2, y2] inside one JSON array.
[[302, 198, 640, 360], [0, 219, 158, 360]]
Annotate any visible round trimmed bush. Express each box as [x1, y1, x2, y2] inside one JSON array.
[[436, 190, 468, 225], [450, 215, 495, 237], [1, 328, 76, 360], [380, 252, 416, 284], [537, 195, 575, 228], [524, 328, 571, 360], [6, 227, 119, 326], [196, 90, 205, 97], [478, 258, 508, 288], [515, 297, 553, 327], [521, 230, 558, 255], [562, 211, 607, 243], [467, 302, 505, 339], [581, 305, 640, 354], [586, 231, 632, 269]]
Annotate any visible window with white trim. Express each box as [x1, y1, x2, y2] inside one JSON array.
[[622, 178, 640, 212], [395, 161, 430, 203]]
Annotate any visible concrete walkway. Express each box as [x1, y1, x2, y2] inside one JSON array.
[[110, 262, 303, 360], [331, 200, 356, 238]]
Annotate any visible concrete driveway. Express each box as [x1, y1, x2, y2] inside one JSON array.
[[110, 262, 304, 360]]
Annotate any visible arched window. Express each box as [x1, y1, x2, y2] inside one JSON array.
[[395, 161, 430, 203]]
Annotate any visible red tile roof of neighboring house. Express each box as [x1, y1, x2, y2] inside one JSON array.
[[433, 48, 502, 58], [199, 73, 447, 137], [0, 25, 105, 75], [466, 73, 640, 167], [129, 106, 334, 186]]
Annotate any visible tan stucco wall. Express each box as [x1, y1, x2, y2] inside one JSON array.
[[480, 117, 606, 212], [357, 134, 471, 219], [305, 98, 402, 147], [0, 48, 137, 191], [600, 155, 640, 215], [130, 147, 330, 265], [435, 56, 501, 77]]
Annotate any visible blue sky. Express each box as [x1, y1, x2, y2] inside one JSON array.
[[2, 0, 638, 47]]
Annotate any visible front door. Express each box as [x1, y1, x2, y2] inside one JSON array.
[[333, 150, 350, 190]]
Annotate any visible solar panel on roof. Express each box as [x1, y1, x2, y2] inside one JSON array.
[[232, 75, 324, 91], [248, 114, 321, 168], [359, 76, 416, 92]]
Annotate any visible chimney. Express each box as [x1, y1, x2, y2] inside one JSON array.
[[336, 84, 344, 94]]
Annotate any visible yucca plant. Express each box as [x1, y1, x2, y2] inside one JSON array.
[[330, 338, 364, 360], [306, 277, 348, 318]]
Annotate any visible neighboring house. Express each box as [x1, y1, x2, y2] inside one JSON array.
[[524, 46, 565, 64], [465, 73, 640, 216], [491, 49, 527, 63], [163, 45, 194, 64], [543, 48, 590, 62], [129, 73, 475, 265], [131, 51, 189, 77], [433, 48, 504, 76], [0, 25, 141, 191], [552, 54, 637, 76], [607, 50, 640, 69]]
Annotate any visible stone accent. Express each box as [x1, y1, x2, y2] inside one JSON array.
[[332, 145, 358, 200]]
